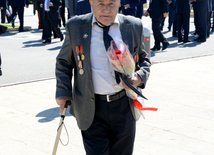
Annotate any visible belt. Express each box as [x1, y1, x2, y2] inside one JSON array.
[[95, 89, 126, 102]]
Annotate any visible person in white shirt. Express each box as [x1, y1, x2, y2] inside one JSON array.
[[55, 0, 151, 154]]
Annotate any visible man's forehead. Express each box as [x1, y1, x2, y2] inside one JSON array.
[[95, 0, 118, 3]]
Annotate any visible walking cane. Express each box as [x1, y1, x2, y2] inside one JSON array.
[[52, 100, 71, 155]]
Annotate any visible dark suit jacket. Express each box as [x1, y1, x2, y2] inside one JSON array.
[[169, 0, 176, 9], [136, 0, 147, 18], [9, 0, 29, 7], [42, 0, 62, 20], [176, 0, 190, 13], [0, 0, 6, 8], [208, 0, 212, 12], [148, 0, 168, 20], [212, 0, 214, 10], [120, 0, 139, 16], [56, 13, 151, 130], [75, 0, 91, 15], [193, 0, 209, 13]]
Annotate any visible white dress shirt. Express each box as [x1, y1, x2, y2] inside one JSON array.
[[90, 15, 124, 95], [44, 0, 50, 11]]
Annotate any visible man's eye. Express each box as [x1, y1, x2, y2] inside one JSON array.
[[99, 3, 104, 6]]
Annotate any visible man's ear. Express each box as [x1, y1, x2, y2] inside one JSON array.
[[119, 0, 121, 7]]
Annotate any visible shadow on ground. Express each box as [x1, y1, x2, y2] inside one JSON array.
[[36, 107, 72, 123]]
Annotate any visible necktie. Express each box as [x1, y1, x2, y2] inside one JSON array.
[[100, 24, 147, 100], [102, 25, 121, 84]]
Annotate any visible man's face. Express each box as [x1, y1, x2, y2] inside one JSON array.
[[90, 0, 120, 26]]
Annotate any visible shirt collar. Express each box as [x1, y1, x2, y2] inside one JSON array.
[[92, 14, 119, 27]]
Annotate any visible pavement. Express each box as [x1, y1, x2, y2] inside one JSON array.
[[1, 5, 214, 155]]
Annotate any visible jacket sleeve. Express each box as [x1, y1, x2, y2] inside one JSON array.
[[55, 22, 75, 98], [136, 23, 151, 89], [129, 0, 140, 8], [161, 0, 169, 13], [52, 0, 62, 8]]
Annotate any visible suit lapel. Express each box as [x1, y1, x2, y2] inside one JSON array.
[[118, 16, 133, 53]]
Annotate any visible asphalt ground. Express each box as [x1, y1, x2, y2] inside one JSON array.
[[0, 5, 214, 155]]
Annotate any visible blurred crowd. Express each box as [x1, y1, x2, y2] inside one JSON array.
[[0, 0, 214, 45]]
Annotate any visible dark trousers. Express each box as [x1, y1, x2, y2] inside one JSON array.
[[193, 9, 199, 34], [177, 13, 190, 41], [168, 7, 175, 30], [207, 11, 211, 37], [1, 9, 6, 23], [152, 17, 168, 48], [60, 0, 65, 26], [212, 11, 214, 29], [197, 12, 207, 40], [160, 17, 165, 30], [11, 5, 24, 31], [44, 11, 62, 40], [81, 95, 136, 155], [172, 11, 177, 36]]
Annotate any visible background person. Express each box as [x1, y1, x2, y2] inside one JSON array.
[[40, 0, 63, 43], [10, 0, 29, 32], [144, 0, 169, 51], [0, 0, 6, 23]]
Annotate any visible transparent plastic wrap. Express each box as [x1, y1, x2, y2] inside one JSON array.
[[106, 41, 158, 118]]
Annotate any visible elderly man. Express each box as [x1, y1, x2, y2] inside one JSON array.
[[55, 0, 151, 154]]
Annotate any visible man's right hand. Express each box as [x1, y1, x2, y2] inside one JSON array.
[[56, 96, 73, 115], [144, 11, 149, 17]]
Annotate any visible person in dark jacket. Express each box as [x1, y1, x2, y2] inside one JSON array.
[[10, 0, 29, 32], [40, 0, 63, 43], [176, 0, 191, 43], [120, 0, 139, 16], [136, 0, 147, 19], [75, 0, 91, 15], [145, 0, 169, 51], [207, 0, 212, 37], [192, 0, 209, 42], [0, 0, 6, 23]]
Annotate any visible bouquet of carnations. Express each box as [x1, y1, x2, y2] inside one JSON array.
[[106, 41, 158, 118]]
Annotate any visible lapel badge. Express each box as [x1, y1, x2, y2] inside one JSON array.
[[83, 34, 88, 39]]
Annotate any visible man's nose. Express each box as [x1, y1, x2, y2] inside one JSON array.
[[104, 5, 110, 11]]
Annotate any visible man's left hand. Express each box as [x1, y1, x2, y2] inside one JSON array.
[[122, 73, 143, 90], [49, 2, 53, 7], [124, 4, 130, 9]]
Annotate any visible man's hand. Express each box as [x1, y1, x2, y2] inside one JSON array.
[[26, 5, 29, 8], [122, 73, 143, 90], [56, 96, 73, 115], [168, 0, 172, 4], [144, 11, 149, 17], [163, 12, 168, 18], [1, 7, 4, 10], [49, 2, 53, 7], [124, 4, 130, 9]]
